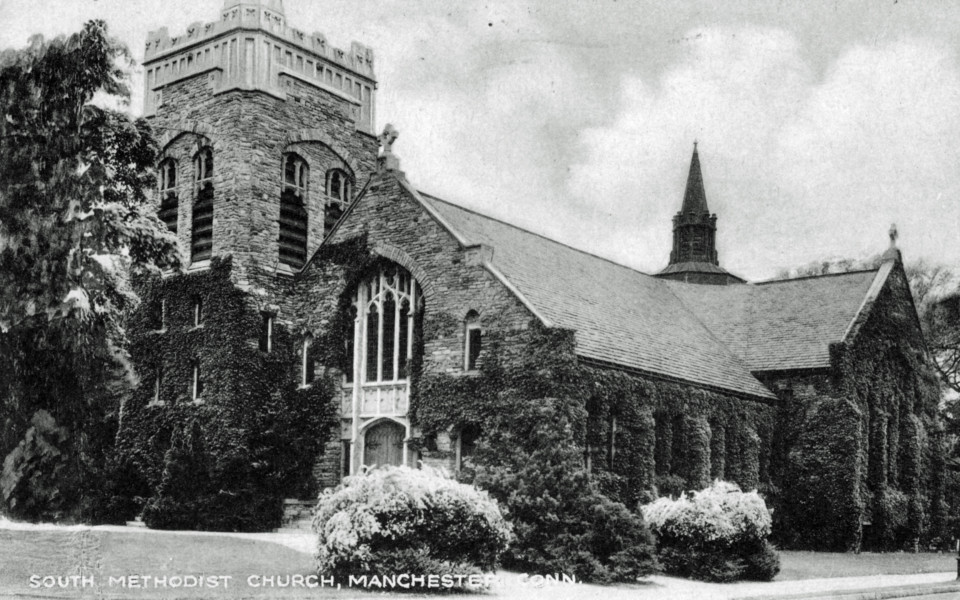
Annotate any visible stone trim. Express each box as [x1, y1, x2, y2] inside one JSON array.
[[283, 129, 361, 177], [371, 242, 435, 297], [158, 121, 220, 151], [843, 261, 893, 343]]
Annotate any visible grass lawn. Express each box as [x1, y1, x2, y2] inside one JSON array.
[[0, 528, 356, 599], [776, 550, 956, 581], [0, 525, 957, 599]]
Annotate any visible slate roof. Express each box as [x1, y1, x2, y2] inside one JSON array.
[[419, 193, 775, 399], [665, 270, 880, 371], [406, 189, 884, 400]]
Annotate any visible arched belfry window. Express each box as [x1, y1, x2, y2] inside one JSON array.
[[351, 264, 423, 383], [191, 148, 214, 263], [158, 159, 178, 233], [324, 168, 353, 237], [279, 153, 309, 269]]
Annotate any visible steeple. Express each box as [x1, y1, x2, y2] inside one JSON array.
[[655, 143, 744, 285], [680, 142, 709, 215]]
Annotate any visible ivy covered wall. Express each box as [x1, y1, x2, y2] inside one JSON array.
[[767, 262, 945, 551], [112, 257, 337, 531]]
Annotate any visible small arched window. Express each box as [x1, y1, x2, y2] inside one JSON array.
[[191, 148, 214, 263], [324, 168, 353, 236], [158, 159, 178, 233], [279, 153, 309, 269], [464, 311, 482, 371]]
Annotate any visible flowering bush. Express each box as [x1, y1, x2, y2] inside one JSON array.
[[313, 466, 511, 588], [642, 481, 779, 582]]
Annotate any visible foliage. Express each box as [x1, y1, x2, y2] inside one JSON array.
[[643, 481, 780, 582], [113, 258, 337, 531], [0, 21, 178, 522], [0, 411, 77, 521], [313, 466, 511, 588]]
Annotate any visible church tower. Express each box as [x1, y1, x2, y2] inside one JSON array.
[[655, 144, 743, 285], [143, 0, 379, 281]]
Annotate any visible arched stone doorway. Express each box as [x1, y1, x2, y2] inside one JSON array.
[[363, 420, 405, 468]]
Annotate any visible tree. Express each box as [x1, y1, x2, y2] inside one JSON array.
[[0, 21, 178, 521]]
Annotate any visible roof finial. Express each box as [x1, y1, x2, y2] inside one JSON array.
[[882, 223, 902, 263], [693, 139, 698, 151], [378, 124, 401, 173]]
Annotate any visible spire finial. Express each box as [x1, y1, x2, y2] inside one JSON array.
[[693, 139, 698, 151], [889, 223, 898, 247]]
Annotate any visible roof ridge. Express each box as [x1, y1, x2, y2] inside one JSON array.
[[418, 190, 659, 279], [753, 268, 880, 286]]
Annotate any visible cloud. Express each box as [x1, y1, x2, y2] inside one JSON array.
[[566, 27, 960, 279]]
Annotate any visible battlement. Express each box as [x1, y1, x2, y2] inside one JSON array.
[[145, 1, 374, 78], [142, 0, 377, 131]]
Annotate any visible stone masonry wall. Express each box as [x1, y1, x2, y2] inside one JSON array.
[[291, 171, 539, 482]]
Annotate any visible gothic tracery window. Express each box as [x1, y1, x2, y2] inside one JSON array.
[[158, 158, 179, 233], [324, 168, 353, 236], [279, 153, 309, 269], [191, 148, 214, 263], [350, 265, 422, 383]]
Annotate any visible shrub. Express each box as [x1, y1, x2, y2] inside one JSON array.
[[472, 397, 660, 584], [643, 480, 780, 582], [313, 466, 511, 589], [1, 410, 78, 522]]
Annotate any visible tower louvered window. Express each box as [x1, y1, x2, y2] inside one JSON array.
[[158, 159, 178, 233], [324, 168, 352, 237], [191, 148, 214, 263], [279, 153, 309, 269]]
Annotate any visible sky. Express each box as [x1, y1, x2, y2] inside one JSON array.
[[1, 0, 959, 280]]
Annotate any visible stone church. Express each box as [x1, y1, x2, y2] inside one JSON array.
[[122, 0, 945, 549]]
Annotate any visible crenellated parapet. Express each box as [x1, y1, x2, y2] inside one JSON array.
[[143, 0, 377, 131]]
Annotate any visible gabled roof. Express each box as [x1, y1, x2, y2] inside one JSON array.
[[665, 269, 883, 372], [419, 193, 775, 399], [346, 175, 892, 401]]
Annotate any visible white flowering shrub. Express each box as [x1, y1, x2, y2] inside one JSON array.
[[641, 481, 779, 582], [313, 466, 511, 587]]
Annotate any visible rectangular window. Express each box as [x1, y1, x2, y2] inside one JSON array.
[[466, 325, 482, 371], [194, 298, 203, 327], [608, 416, 617, 468], [260, 313, 273, 352], [192, 363, 203, 401], [303, 338, 315, 386], [341, 441, 351, 478], [155, 368, 163, 404]]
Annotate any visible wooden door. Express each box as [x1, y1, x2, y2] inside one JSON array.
[[363, 421, 404, 468]]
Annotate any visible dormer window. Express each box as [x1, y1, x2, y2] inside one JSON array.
[[158, 159, 178, 233], [464, 311, 482, 372], [324, 169, 353, 236], [191, 148, 214, 264], [279, 153, 309, 270]]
